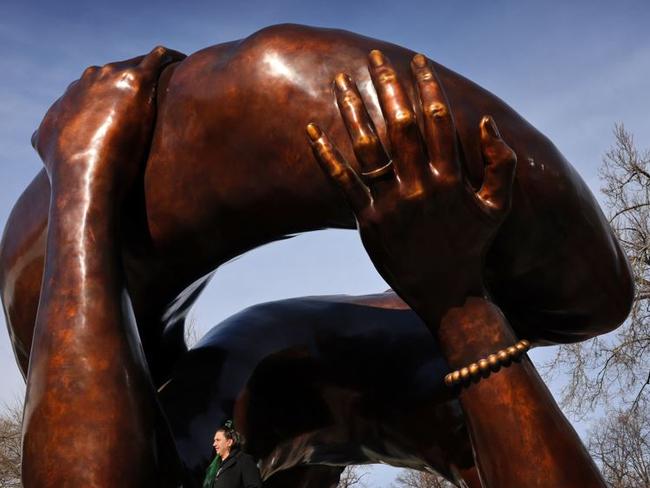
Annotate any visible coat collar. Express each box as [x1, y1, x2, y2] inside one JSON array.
[[216, 449, 241, 478]]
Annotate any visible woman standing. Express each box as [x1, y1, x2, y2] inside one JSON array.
[[203, 422, 262, 488]]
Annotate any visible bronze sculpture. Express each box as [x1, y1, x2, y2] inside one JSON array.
[[161, 292, 480, 486], [0, 24, 632, 486], [306, 49, 608, 486]]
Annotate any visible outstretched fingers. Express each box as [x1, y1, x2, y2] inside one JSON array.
[[368, 50, 428, 191], [334, 72, 394, 194], [411, 54, 459, 183], [334, 74, 390, 172], [477, 116, 517, 215], [306, 123, 372, 214]]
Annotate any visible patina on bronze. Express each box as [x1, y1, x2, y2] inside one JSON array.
[[0, 24, 630, 487]]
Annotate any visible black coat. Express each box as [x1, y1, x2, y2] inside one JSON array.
[[212, 449, 262, 488]]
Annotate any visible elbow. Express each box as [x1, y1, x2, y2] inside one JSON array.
[[603, 246, 635, 332], [579, 240, 635, 340]]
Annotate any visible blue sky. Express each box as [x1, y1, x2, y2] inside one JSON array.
[[2, 1, 649, 485]]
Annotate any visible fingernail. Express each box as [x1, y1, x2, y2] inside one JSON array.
[[412, 53, 427, 68], [484, 116, 501, 138], [334, 73, 351, 91], [306, 123, 322, 141], [369, 50, 385, 67]]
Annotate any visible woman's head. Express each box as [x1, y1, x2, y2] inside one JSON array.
[[212, 422, 242, 458]]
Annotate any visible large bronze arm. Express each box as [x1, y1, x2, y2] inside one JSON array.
[[0, 24, 632, 381]]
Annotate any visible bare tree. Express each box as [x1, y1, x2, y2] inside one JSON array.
[[588, 400, 650, 487], [337, 465, 368, 488], [392, 469, 455, 488], [545, 124, 650, 418], [0, 399, 22, 487]]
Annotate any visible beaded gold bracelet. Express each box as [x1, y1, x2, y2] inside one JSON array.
[[444, 339, 531, 387]]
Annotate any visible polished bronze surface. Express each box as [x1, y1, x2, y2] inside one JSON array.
[[160, 294, 477, 487], [22, 47, 186, 487], [1, 24, 633, 385], [309, 48, 610, 486], [0, 24, 630, 487]]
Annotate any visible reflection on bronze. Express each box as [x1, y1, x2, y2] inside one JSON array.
[[307, 47, 612, 486], [160, 294, 478, 486], [20, 47, 187, 488], [0, 24, 632, 486]]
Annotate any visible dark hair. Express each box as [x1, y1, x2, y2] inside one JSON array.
[[217, 420, 244, 449]]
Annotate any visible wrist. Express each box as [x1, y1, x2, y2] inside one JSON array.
[[47, 149, 136, 203], [434, 297, 519, 370], [399, 267, 486, 323]]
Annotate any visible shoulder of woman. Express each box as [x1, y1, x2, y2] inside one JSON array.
[[237, 452, 258, 465]]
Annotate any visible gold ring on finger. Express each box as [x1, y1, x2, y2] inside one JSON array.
[[361, 159, 394, 180]]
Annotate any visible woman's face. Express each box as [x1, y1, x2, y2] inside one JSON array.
[[213, 430, 233, 457]]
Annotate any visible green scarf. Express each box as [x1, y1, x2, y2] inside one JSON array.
[[202, 454, 222, 488]]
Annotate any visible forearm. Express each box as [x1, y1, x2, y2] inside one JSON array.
[[39, 185, 120, 317], [428, 297, 606, 488], [22, 46, 185, 487], [32, 187, 146, 392], [23, 181, 169, 486]]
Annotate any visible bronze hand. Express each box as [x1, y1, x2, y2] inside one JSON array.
[[32, 46, 185, 195], [308, 50, 516, 323]]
